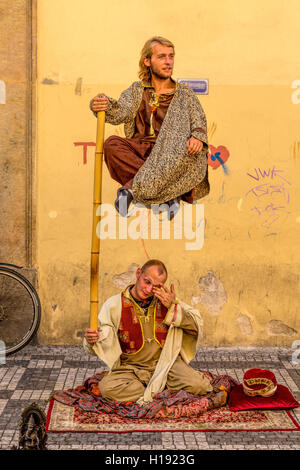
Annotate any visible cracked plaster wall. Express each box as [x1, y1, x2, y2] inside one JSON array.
[[34, 0, 300, 347]]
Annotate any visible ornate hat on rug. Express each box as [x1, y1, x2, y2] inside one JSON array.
[[242, 368, 277, 397], [228, 368, 300, 412]]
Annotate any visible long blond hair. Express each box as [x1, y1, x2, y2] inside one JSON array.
[[138, 36, 175, 83]]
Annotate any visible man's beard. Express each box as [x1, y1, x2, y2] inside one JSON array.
[[150, 63, 172, 80]]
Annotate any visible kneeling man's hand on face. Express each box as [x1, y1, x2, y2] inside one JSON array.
[[152, 283, 176, 309], [84, 327, 102, 344]]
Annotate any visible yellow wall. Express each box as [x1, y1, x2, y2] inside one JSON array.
[[37, 0, 300, 346]]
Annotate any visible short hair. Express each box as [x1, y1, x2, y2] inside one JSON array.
[[141, 259, 168, 279], [138, 36, 175, 83]]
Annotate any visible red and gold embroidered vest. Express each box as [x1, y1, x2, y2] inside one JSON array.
[[118, 293, 169, 355]]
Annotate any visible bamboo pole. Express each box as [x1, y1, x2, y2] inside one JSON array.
[[90, 110, 105, 330]]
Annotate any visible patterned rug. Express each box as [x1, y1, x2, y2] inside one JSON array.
[[46, 400, 300, 433], [46, 371, 300, 432], [49, 370, 238, 420]]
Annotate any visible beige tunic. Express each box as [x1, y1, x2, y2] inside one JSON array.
[[96, 289, 212, 402]]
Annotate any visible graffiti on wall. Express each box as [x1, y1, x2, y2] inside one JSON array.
[[74, 142, 96, 164], [208, 145, 230, 174], [206, 122, 230, 175], [74, 139, 231, 172], [245, 166, 291, 230], [74, 120, 232, 176]]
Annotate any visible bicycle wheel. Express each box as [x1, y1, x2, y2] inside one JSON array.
[[0, 267, 41, 355]]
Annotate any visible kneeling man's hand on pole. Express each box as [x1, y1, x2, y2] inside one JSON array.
[[84, 328, 102, 344]]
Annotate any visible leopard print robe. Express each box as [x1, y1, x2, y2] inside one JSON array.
[[104, 81, 209, 207]]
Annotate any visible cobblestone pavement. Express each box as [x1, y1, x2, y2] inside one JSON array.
[[0, 345, 300, 451]]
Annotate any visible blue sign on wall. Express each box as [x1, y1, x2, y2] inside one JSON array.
[[177, 79, 209, 95]]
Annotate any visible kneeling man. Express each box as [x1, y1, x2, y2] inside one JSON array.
[[84, 259, 215, 403]]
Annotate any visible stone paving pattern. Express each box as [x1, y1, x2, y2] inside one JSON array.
[[0, 346, 300, 450]]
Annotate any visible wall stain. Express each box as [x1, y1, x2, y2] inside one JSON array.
[[291, 141, 300, 162], [192, 270, 227, 315], [112, 263, 139, 289], [237, 313, 253, 336], [75, 77, 82, 95], [42, 78, 59, 85], [267, 319, 298, 337]]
